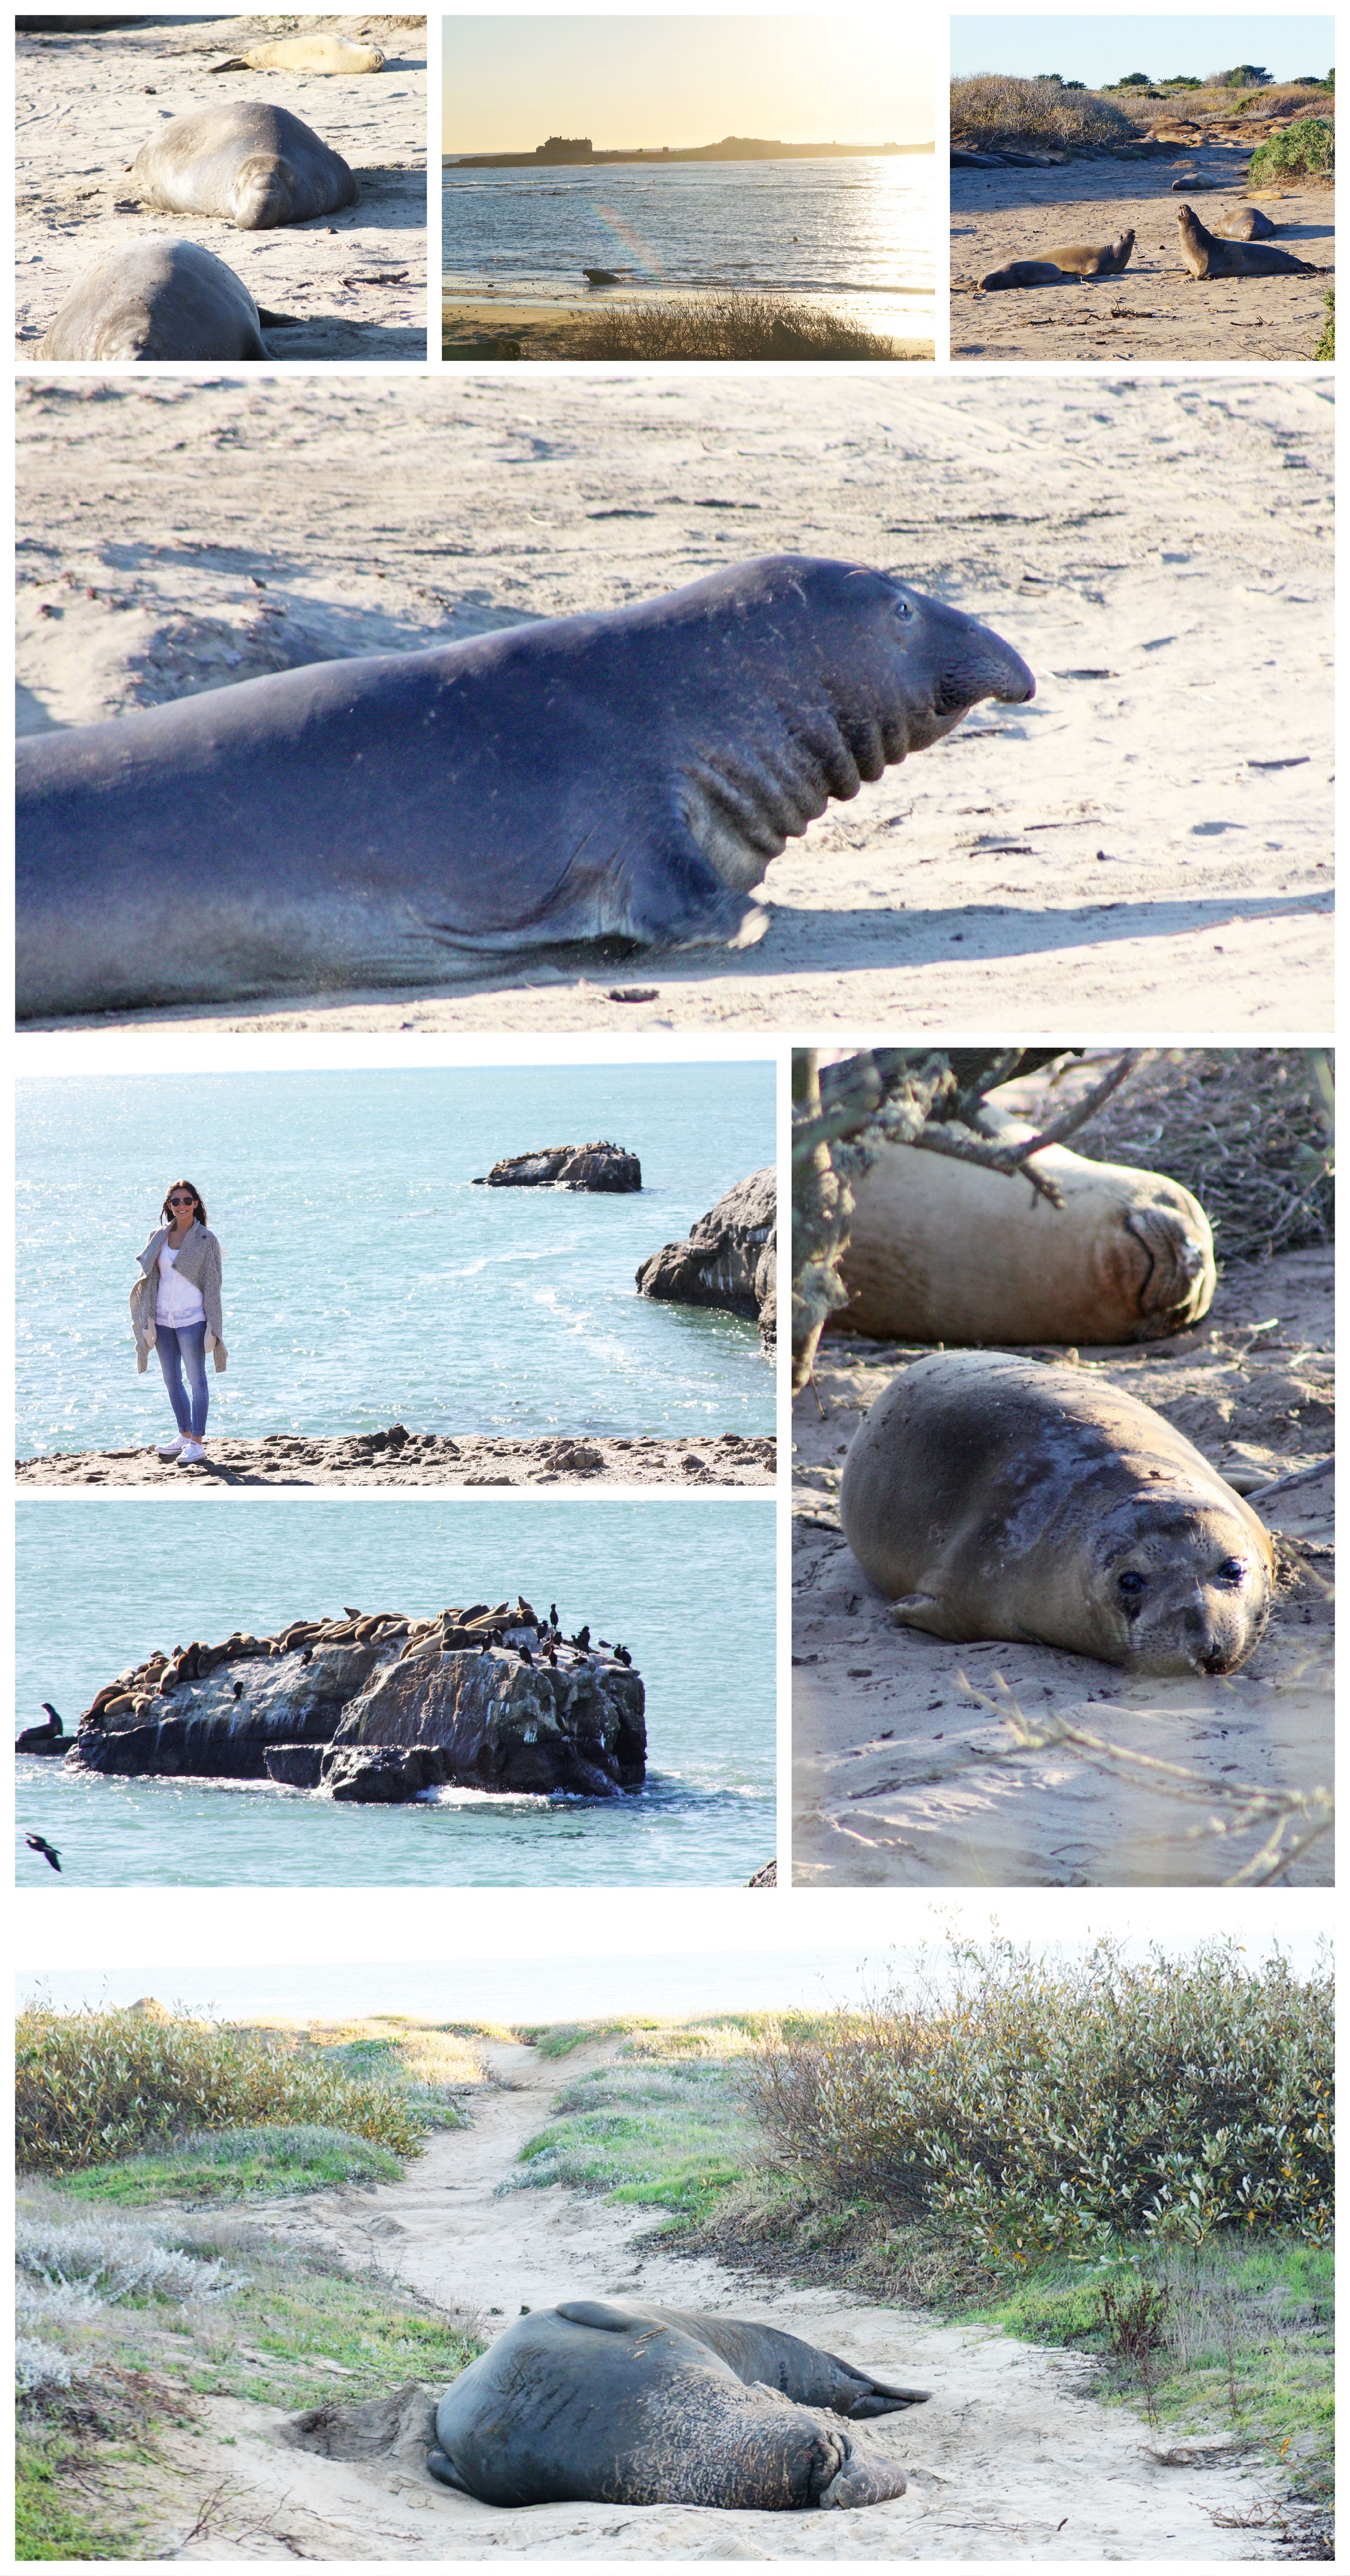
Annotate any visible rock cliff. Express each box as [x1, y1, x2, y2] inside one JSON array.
[[65, 1600, 646, 1802], [634, 1168, 776, 1353], [475, 1142, 641, 1192]]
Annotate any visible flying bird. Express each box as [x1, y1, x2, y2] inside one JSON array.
[[25, 1832, 62, 1872]]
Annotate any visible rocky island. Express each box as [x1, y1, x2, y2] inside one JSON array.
[[636, 1168, 776, 1353], [64, 1601, 645, 1803], [474, 1142, 641, 1191]]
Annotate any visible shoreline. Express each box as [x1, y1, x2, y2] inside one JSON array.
[[15, 1428, 777, 1489]]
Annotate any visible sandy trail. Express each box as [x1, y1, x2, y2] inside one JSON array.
[[15, 15, 426, 361], [952, 153, 1333, 361], [138, 2039, 1283, 2558], [14, 372, 1332, 1037], [14, 1430, 775, 1489], [794, 1247, 1333, 1888]]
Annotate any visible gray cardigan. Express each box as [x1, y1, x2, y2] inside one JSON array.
[[131, 1222, 226, 1374]]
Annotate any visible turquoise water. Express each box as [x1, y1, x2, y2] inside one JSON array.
[[16, 1062, 774, 1457], [14, 1498, 775, 1888]]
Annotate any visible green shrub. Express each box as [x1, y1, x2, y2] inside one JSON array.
[[502, 2055, 762, 2223], [1314, 287, 1334, 360], [16, 2004, 427, 2173], [950, 73, 1134, 147], [747, 1939, 1333, 2265], [56, 2123, 404, 2205], [1247, 117, 1335, 184]]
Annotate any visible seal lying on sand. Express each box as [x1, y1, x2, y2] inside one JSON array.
[[129, 101, 359, 229], [36, 236, 289, 359], [426, 2301, 929, 2509], [16, 554, 1035, 1020], [840, 1353, 1274, 1677], [1175, 204, 1319, 277], [837, 1110, 1215, 1348], [209, 35, 385, 73], [981, 230, 1133, 288], [1223, 204, 1278, 240]]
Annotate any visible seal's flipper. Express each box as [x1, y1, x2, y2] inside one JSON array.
[[257, 307, 302, 328], [556, 2299, 642, 2333], [426, 2444, 472, 2493], [820, 2450, 909, 2509], [843, 2382, 932, 2418], [621, 820, 772, 952], [207, 55, 249, 71]]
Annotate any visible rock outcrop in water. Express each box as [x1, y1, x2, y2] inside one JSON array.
[[635, 1168, 777, 1353], [65, 1601, 645, 1802], [474, 1142, 642, 1192]]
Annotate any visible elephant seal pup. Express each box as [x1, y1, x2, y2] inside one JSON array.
[[1224, 204, 1278, 240], [209, 35, 384, 73], [17, 554, 1035, 1020], [837, 1109, 1215, 1348], [37, 237, 279, 360], [1175, 205, 1318, 277], [840, 1353, 1274, 1677], [129, 102, 358, 230], [426, 2300, 927, 2509]]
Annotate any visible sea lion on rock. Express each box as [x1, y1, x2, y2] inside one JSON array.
[[16, 555, 1035, 1020], [129, 101, 359, 230], [1223, 204, 1278, 239], [209, 36, 385, 73], [36, 237, 280, 360], [1174, 204, 1319, 277], [840, 1353, 1274, 1677], [427, 2301, 928, 2509], [837, 1108, 1215, 1348]]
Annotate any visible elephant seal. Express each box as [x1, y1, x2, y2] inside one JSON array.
[[209, 36, 385, 73], [129, 102, 359, 229], [837, 1108, 1215, 1348], [840, 1353, 1274, 1677], [36, 237, 283, 360], [979, 259, 1067, 290], [427, 2300, 928, 2509], [1223, 204, 1278, 240], [16, 554, 1035, 1020], [1175, 205, 1319, 277], [981, 231, 1133, 288]]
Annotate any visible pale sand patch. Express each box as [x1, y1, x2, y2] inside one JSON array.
[[126, 2039, 1285, 2559], [14, 14, 426, 361], [952, 153, 1333, 361], [15, 371, 1332, 1034], [793, 1246, 1333, 1888], [15, 1431, 776, 1490]]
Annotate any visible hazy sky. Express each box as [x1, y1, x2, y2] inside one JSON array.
[[951, 15, 1334, 86], [442, 15, 934, 150]]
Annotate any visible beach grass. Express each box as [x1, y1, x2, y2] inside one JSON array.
[[53, 2123, 405, 2207], [534, 291, 904, 361], [1314, 286, 1334, 358], [951, 74, 1135, 148], [503, 2044, 767, 2222]]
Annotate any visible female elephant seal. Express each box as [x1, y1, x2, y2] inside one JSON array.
[[209, 35, 385, 73], [129, 101, 358, 229], [1224, 204, 1278, 240], [427, 2300, 927, 2509], [981, 230, 1133, 288], [1175, 205, 1318, 277], [37, 238, 282, 360], [837, 1108, 1215, 1347], [840, 1353, 1274, 1677], [16, 554, 1035, 1020]]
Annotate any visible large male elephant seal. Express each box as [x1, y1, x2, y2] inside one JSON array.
[[37, 237, 284, 360], [16, 555, 1035, 1020], [426, 2301, 928, 2509], [129, 101, 359, 230], [840, 1353, 1274, 1677], [837, 1108, 1215, 1347], [981, 230, 1133, 288], [1175, 204, 1319, 278]]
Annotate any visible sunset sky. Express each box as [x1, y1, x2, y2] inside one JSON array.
[[442, 15, 934, 151]]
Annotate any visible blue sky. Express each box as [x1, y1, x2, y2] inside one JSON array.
[[951, 15, 1334, 84]]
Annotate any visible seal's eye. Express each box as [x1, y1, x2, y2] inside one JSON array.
[[1215, 1558, 1247, 1586], [1117, 1570, 1147, 1596], [893, 598, 912, 621]]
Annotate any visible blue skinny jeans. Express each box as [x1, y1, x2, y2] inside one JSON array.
[[156, 1322, 209, 1439]]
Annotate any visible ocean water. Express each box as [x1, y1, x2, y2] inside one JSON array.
[[14, 1497, 775, 1888], [16, 1062, 775, 1457], [441, 156, 934, 327]]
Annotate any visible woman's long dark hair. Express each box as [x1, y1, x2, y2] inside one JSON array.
[[161, 1178, 207, 1227]]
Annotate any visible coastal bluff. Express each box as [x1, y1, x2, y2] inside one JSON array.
[[65, 1601, 645, 1802]]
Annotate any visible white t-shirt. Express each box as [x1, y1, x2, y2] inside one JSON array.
[[156, 1239, 207, 1328]]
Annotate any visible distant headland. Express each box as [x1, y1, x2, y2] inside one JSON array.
[[445, 133, 933, 167]]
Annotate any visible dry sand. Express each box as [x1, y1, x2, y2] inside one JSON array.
[[14, 371, 1332, 1036], [793, 1245, 1333, 1888], [952, 152, 1333, 362], [126, 2037, 1287, 2558], [15, 1430, 775, 1489], [14, 14, 427, 361]]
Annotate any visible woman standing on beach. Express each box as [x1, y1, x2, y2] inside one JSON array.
[[130, 1181, 227, 1467]]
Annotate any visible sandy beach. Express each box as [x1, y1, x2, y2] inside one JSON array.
[[15, 371, 1332, 1036], [16, 1430, 776, 1490], [793, 1244, 1333, 1888], [113, 2034, 1289, 2559], [15, 13, 427, 361], [952, 150, 1333, 361]]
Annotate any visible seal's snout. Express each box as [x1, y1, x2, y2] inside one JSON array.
[[931, 608, 1035, 722]]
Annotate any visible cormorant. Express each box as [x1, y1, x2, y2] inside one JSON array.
[[233, 1680, 244, 1700], [300, 1647, 313, 1666], [25, 1833, 61, 1872], [544, 1642, 558, 1666], [518, 1643, 534, 1666], [571, 1625, 591, 1651]]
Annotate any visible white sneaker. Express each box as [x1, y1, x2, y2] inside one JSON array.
[[176, 1441, 207, 1466], [157, 1437, 185, 1458]]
